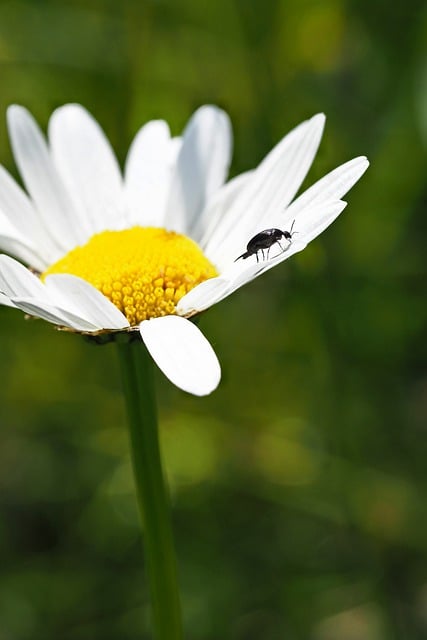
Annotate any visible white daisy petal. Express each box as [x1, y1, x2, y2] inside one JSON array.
[[0, 233, 46, 272], [276, 200, 346, 263], [177, 277, 230, 315], [49, 104, 125, 235], [45, 274, 130, 330], [169, 136, 182, 163], [193, 170, 254, 247], [0, 165, 58, 262], [139, 315, 221, 396], [164, 105, 232, 235], [0, 210, 46, 270], [0, 255, 119, 331], [0, 292, 16, 308], [204, 113, 326, 267], [0, 254, 50, 299], [7, 105, 84, 253], [291, 200, 348, 242], [254, 113, 326, 226], [10, 297, 99, 332], [124, 120, 175, 227], [284, 156, 369, 220]]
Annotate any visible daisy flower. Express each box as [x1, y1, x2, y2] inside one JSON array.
[[0, 104, 368, 395]]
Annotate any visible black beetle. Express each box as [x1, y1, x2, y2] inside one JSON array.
[[235, 220, 297, 263]]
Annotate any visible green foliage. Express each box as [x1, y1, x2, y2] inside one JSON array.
[[0, 0, 426, 638]]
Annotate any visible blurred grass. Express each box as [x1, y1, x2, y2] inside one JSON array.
[[0, 0, 426, 638]]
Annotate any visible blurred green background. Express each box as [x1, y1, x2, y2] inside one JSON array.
[[0, 0, 426, 638]]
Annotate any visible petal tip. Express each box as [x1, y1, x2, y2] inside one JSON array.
[[139, 315, 222, 396], [7, 104, 28, 127], [352, 155, 370, 178], [310, 113, 326, 131], [313, 112, 326, 122]]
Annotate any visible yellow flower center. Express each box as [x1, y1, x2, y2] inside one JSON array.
[[42, 227, 218, 326]]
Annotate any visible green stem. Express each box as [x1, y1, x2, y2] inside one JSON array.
[[117, 337, 183, 640]]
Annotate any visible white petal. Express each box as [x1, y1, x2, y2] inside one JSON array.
[[0, 292, 16, 308], [284, 156, 369, 220], [254, 113, 326, 227], [164, 106, 232, 234], [139, 315, 221, 396], [10, 297, 100, 331], [124, 120, 175, 227], [0, 254, 50, 299], [291, 200, 348, 242], [0, 164, 58, 262], [0, 212, 46, 270], [7, 105, 85, 252], [169, 136, 182, 163], [192, 170, 254, 247], [272, 202, 346, 263], [0, 233, 46, 271], [204, 114, 325, 267], [45, 274, 129, 330], [177, 277, 230, 315], [49, 104, 125, 234], [0, 254, 103, 331]]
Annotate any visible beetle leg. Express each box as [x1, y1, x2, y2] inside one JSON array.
[[277, 240, 285, 254]]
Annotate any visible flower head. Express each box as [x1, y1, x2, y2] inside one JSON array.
[[0, 104, 368, 395]]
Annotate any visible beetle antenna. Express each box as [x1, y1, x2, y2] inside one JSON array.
[[290, 219, 298, 238]]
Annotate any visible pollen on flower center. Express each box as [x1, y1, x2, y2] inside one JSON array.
[[42, 227, 218, 325]]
